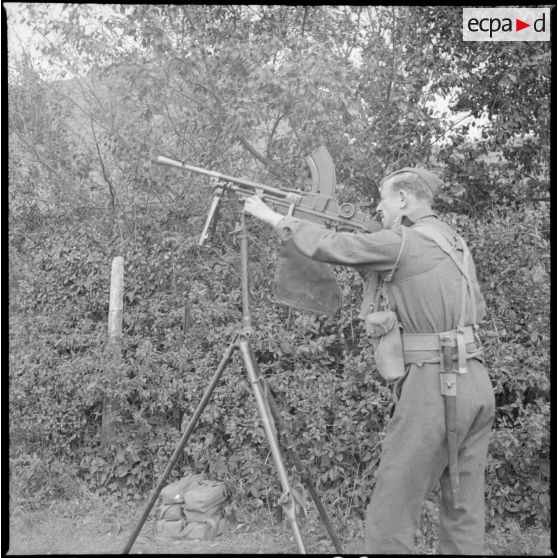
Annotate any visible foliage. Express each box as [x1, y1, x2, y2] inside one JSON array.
[[410, 7, 550, 207], [444, 207, 551, 527], [9, 5, 549, 205], [8, 3, 550, 531], [9, 203, 550, 528]]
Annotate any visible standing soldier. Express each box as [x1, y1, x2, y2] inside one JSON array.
[[243, 167, 495, 554]]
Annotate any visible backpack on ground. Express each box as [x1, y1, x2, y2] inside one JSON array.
[[155, 473, 227, 541]]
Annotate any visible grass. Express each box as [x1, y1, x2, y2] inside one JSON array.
[[6, 490, 553, 555], [484, 520, 554, 556]]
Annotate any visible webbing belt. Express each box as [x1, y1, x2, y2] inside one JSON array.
[[402, 327, 483, 365], [402, 325, 476, 351]]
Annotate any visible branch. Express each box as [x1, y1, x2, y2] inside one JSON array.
[[150, 73, 209, 109], [161, 100, 182, 140], [89, 116, 117, 210], [245, 5, 263, 20], [301, 7, 308, 36], [11, 192, 64, 208], [267, 104, 292, 159], [9, 126, 65, 180], [237, 136, 270, 166], [426, 111, 475, 148], [12, 191, 106, 212], [191, 80, 225, 106], [345, 6, 363, 61], [384, 7, 403, 111], [10, 126, 105, 208], [184, 74, 270, 167]]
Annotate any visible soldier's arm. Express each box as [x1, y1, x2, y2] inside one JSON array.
[[275, 216, 402, 272], [243, 195, 402, 271]]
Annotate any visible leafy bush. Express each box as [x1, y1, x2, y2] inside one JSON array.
[[449, 207, 550, 527], [9, 197, 550, 530]]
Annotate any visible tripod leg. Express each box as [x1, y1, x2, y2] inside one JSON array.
[[266, 389, 344, 553], [121, 340, 237, 554], [237, 338, 306, 554]]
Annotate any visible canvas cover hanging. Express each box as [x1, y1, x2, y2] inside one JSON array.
[[272, 237, 342, 315]]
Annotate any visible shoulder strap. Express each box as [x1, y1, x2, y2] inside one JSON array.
[[412, 224, 468, 278], [412, 223, 477, 325], [385, 226, 408, 283], [375, 226, 408, 311]]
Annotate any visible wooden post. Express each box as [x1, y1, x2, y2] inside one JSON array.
[[108, 256, 124, 341], [102, 256, 124, 444]]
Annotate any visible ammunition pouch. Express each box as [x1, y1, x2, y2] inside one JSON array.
[[273, 237, 342, 315]]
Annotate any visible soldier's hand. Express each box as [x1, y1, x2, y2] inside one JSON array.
[[242, 195, 283, 227]]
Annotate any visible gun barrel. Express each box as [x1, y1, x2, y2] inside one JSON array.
[[152, 155, 292, 199]]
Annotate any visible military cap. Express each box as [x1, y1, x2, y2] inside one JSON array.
[[381, 167, 443, 197]]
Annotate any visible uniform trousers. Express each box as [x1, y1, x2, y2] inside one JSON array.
[[364, 358, 495, 554]]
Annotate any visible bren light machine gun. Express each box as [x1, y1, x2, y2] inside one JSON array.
[[122, 147, 382, 554]]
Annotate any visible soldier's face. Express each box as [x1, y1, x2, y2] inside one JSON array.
[[376, 180, 404, 229]]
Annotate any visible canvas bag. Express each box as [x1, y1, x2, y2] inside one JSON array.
[[182, 479, 226, 518], [160, 473, 204, 504], [156, 475, 227, 541]]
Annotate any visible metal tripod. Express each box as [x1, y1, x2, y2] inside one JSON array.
[[122, 212, 342, 554]]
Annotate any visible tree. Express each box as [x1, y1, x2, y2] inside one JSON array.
[[411, 7, 550, 210]]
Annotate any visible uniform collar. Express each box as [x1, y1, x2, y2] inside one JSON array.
[[401, 206, 438, 227]]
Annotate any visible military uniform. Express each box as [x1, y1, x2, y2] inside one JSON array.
[[275, 205, 495, 554]]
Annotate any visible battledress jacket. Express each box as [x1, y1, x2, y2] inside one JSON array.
[[275, 206, 486, 335]]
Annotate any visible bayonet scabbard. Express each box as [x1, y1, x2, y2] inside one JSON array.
[[440, 336, 460, 510]]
